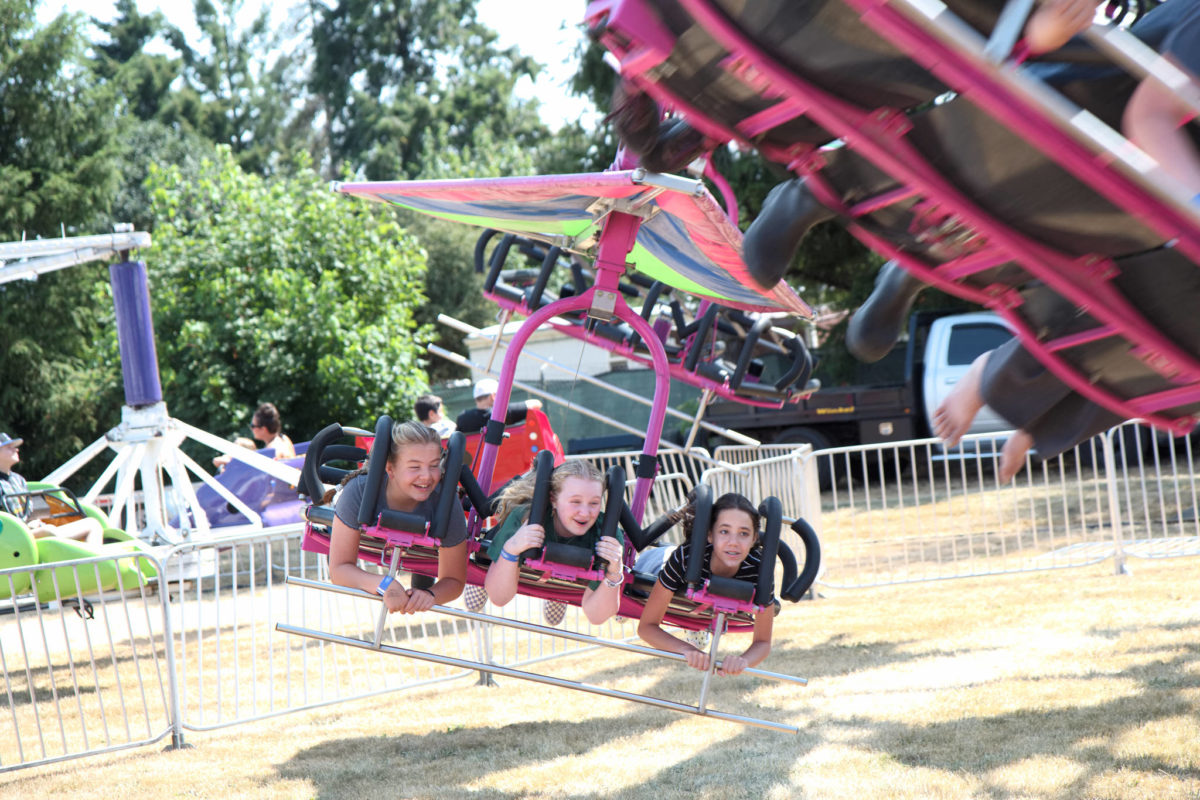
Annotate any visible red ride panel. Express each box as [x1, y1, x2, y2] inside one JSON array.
[[461, 409, 565, 490]]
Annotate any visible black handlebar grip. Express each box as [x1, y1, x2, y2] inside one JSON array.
[[633, 511, 676, 551], [431, 432, 466, 542], [730, 317, 772, 391], [774, 335, 814, 392], [527, 245, 561, 310], [595, 465, 626, 575], [776, 542, 801, 602], [684, 484, 713, 589], [629, 281, 667, 351], [755, 496, 783, 608], [482, 233, 516, 293], [619, 500, 650, 550], [300, 423, 344, 502], [522, 449, 556, 560], [683, 304, 720, 372], [377, 508, 429, 533], [321, 444, 368, 464], [358, 415, 394, 527], [458, 463, 493, 518], [786, 517, 822, 600], [473, 228, 502, 275]]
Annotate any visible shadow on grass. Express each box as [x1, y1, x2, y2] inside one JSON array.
[[275, 703, 815, 800], [848, 621, 1200, 799]]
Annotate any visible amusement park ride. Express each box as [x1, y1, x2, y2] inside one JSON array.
[[0, 230, 302, 544], [8, 0, 1200, 733]]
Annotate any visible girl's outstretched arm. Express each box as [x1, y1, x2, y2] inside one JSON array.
[[720, 608, 773, 675], [1125, 76, 1200, 197], [637, 580, 711, 671], [330, 516, 408, 612]]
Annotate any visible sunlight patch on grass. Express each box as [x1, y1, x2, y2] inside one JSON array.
[[986, 754, 1087, 796]]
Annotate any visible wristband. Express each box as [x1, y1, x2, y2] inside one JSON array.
[[603, 575, 623, 588], [376, 575, 394, 596], [499, 549, 519, 563]]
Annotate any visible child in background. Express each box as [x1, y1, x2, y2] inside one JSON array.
[[484, 460, 626, 626], [635, 491, 773, 676]]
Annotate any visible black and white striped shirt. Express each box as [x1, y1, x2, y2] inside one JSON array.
[[657, 542, 763, 594]]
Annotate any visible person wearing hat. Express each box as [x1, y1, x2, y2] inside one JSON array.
[[0, 433, 103, 546], [453, 378, 543, 435]]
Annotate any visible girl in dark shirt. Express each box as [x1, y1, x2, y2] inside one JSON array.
[[636, 492, 774, 676]]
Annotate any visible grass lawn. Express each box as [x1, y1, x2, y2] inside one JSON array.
[[3, 556, 1198, 799]]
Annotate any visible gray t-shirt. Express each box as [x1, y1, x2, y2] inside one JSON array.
[[0, 470, 30, 521], [333, 474, 468, 547]]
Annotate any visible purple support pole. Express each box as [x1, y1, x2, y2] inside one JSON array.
[[109, 260, 164, 408]]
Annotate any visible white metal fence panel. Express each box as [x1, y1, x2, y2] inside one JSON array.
[[703, 446, 820, 590], [809, 434, 1122, 587], [1094, 421, 1200, 564], [163, 527, 635, 732], [0, 550, 174, 773], [707, 424, 1200, 589]]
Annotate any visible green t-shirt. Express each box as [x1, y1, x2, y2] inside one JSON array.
[[487, 503, 625, 590]]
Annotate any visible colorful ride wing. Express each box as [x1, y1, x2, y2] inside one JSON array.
[[333, 171, 812, 317]]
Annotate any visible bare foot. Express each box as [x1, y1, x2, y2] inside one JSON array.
[[932, 352, 989, 448], [998, 430, 1034, 482]]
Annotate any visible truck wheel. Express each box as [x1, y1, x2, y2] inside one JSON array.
[[776, 427, 833, 491]]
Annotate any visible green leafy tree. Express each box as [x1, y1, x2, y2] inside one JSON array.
[[166, 0, 304, 175], [0, 2, 127, 480], [0, 267, 124, 482], [90, 0, 182, 122], [0, 3, 121, 237], [308, 0, 547, 180], [145, 147, 433, 441]]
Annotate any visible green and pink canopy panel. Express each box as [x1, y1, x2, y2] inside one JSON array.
[[332, 169, 813, 317]]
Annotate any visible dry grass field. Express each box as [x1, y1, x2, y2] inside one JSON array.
[[2, 554, 1199, 800]]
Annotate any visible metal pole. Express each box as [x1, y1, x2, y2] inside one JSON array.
[[373, 549, 403, 647], [277, 623, 799, 734], [156, 552, 187, 750], [285, 576, 806, 685], [697, 612, 727, 713], [1102, 428, 1130, 575]]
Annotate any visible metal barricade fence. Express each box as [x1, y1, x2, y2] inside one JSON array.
[[1095, 420, 1200, 567], [0, 549, 176, 773], [161, 526, 632, 732], [4, 423, 1196, 771], [1, 525, 634, 770], [706, 422, 1200, 589]]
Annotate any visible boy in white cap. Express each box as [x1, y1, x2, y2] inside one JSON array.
[[453, 378, 543, 434], [0, 433, 103, 545]]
